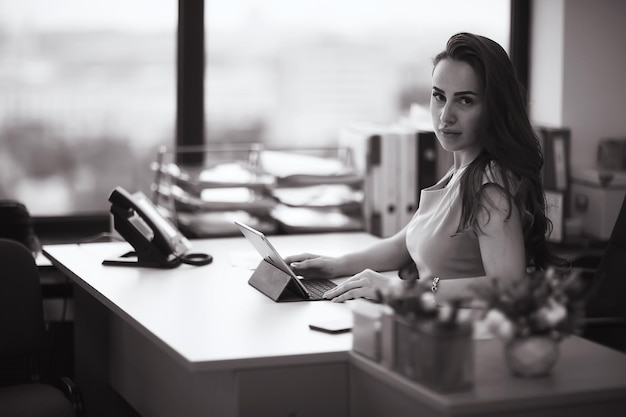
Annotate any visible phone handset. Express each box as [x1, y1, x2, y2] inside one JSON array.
[[126, 210, 155, 242], [104, 186, 212, 268]]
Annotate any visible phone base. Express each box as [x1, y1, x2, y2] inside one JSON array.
[[102, 251, 179, 269]]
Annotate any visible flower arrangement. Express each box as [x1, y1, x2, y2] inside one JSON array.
[[382, 280, 437, 319], [474, 267, 589, 341], [381, 279, 466, 328], [379, 279, 475, 391]]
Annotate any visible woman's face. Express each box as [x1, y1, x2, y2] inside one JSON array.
[[430, 58, 484, 162]]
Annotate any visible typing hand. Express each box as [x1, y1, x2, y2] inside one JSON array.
[[286, 253, 339, 279], [323, 269, 390, 303]]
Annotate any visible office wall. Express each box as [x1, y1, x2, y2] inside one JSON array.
[[529, 0, 626, 169]]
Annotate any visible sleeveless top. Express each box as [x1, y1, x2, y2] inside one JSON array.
[[406, 163, 510, 280]]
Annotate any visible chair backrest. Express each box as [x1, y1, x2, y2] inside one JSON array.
[[0, 239, 46, 359], [0, 200, 41, 257], [585, 193, 626, 318]]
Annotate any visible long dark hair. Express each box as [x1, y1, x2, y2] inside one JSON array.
[[433, 32, 564, 270]]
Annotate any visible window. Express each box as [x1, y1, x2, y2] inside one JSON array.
[[205, 0, 510, 146], [0, 0, 177, 217], [1, 0, 514, 240]]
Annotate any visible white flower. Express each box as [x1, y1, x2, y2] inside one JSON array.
[[536, 297, 567, 328], [484, 309, 516, 340], [419, 291, 438, 312], [495, 316, 516, 340]]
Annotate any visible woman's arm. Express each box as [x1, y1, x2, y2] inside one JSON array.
[[427, 185, 526, 303], [337, 227, 413, 274], [285, 228, 413, 302], [427, 276, 489, 304], [476, 185, 526, 283], [287, 227, 413, 279]]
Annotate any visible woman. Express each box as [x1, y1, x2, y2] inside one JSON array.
[[286, 32, 562, 303]]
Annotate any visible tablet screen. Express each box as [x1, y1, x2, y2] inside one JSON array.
[[234, 221, 297, 278]]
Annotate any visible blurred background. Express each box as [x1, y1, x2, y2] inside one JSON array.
[[0, 0, 509, 217]]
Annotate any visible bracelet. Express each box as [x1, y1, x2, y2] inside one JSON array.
[[431, 276, 440, 307]]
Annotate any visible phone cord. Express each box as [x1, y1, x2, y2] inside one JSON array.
[[179, 252, 213, 266]]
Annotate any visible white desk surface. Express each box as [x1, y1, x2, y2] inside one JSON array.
[[44, 232, 382, 372]]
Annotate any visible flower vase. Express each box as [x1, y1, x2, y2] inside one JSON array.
[[416, 320, 474, 392], [504, 335, 560, 378], [394, 317, 474, 392]]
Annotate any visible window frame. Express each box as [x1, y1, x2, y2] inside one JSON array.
[[34, 0, 525, 244]]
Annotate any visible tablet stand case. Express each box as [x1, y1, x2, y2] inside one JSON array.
[[248, 259, 307, 302]]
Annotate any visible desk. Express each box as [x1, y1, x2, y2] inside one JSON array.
[[350, 338, 626, 416], [44, 233, 626, 417], [44, 232, 380, 417]]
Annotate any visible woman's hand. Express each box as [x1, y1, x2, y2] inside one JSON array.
[[322, 269, 392, 303], [284, 253, 341, 279]]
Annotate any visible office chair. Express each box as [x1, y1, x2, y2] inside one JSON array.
[[0, 200, 41, 256], [578, 193, 626, 352], [0, 239, 84, 417]]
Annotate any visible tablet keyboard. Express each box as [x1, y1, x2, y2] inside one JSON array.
[[302, 279, 337, 300]]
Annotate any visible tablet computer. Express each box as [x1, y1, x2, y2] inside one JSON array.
[[234, 221, 298, 278], [234, 221, 337, 301]]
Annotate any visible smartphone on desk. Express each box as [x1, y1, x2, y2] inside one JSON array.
[[309, 317, 353, 334]]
